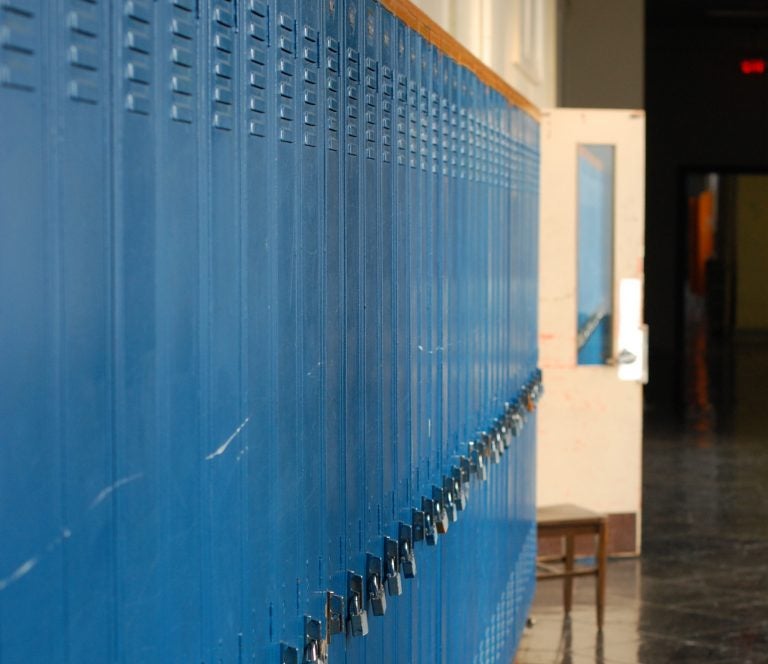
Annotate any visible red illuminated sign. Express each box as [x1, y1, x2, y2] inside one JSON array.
[[740, 59, 766, 75]]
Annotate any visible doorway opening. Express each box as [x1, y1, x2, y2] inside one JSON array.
[[683, 171, 768, 434]]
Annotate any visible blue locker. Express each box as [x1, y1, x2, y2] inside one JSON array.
[[155, 1, 204, 659], [297, 0, 325, 629], [112, 0, 166, 659], [272, 0, 302, 651], [60, 0, 114, 658], [204, 2, 247, 660], [0, 2, 543, 662], [321, 0, 348, 661], [1, 2, 65, 660], [243, 0, 275, 659], [342, 2, 368, 662], [361, 1, 385, 659], [392, 15, 415, 664], [377, 8, 400, 664]]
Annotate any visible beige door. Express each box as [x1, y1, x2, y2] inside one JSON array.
[[537, 109, 646, 554]]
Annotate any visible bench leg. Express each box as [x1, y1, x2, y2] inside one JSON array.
[[564, 534, 574, 615], [596, 520, 607, 630]]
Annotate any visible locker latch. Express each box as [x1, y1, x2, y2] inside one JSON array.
[[280, 643, 298, 664], [383, 536, 403, 596], [326, 591, 345, 639], [366, 554, 387, 616], [398, 522, 417, 578], [347, 572, 369, 637], [303, 616, 327, 664], [411, 508, 425, 543]]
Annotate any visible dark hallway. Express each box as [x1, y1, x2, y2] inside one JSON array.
[[516, 331, 768, 663]]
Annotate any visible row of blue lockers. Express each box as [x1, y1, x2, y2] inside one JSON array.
[[0, 0, 541, 662]]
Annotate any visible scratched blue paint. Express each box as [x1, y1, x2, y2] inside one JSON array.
[[0, 1, 540, 662]]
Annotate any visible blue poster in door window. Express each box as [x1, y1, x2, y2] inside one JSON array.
[[577, 144, 616, 365]]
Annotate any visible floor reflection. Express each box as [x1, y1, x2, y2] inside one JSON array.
[[515, 334, 768, 663]]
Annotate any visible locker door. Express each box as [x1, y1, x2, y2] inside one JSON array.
[[392, 15, 415, 664], [321, 0, 348, 657], [0, 2, 67, 659], [155, 1, 203, 659], [361, 3, 385, 658], [343, 2, 367, 660], [273, 0, 302, 649], [55, 0, 114, 655], [378, 7, 400, 663], [242, 0, 274, 659], [297, 0, 325, 630]]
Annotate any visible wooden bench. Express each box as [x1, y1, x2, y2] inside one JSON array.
[[536, 504, 607, 629]]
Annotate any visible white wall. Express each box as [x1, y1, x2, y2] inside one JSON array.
[[538, 109, 645, 551], [409, 0, 558, 109], [558, 0, 644, 109]]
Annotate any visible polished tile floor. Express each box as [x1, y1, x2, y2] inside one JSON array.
[[515, 335, 768, 663]]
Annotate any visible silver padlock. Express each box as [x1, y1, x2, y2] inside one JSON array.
[[399, 536, 417, 578], [347, 574, 369, 637], [412, 509, 425, 542], [347, 593, 368, 637], [497, 424, 509, 451], [384, 538, 403, 595], [451, 472, 464, 512], [303, 616, 327, 664], [424, 510, 438, 546], [443, 478, 458, 522], [303, 640, 319, 664], [460, 457, 471, 505], [444, 495, 456, 523], [510, 410, 523, 436], [368, 572, 387, 616], [468, 443, 478, 476], [476, 452, 487, 481], [489, 433, 501, 464], [432, 487, 449, 534], [524, 388, 535, 413], [385, 553, 403, 596]]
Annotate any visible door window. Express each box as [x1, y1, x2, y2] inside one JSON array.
[[577, 144, 615, 364]]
